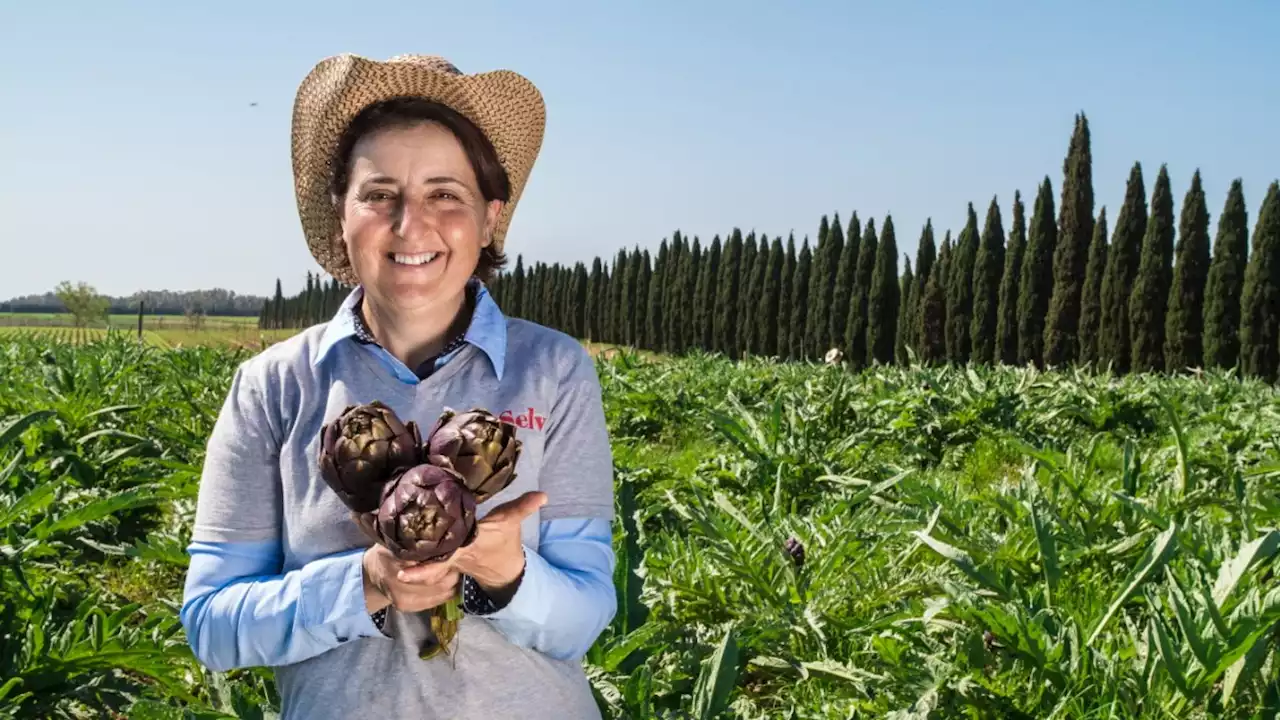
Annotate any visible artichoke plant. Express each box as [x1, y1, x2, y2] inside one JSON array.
[[373, 464, 477, 563], [425, 408, 522, 503], [318, 401, 422, 513]]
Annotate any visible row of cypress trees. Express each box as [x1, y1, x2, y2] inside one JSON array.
[[261, 112, 1280, 382], [257, 272, 352, 330], [489, 112, 1280, 382]]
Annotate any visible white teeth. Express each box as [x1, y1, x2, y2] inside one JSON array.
[[393, 252, 437, 266]]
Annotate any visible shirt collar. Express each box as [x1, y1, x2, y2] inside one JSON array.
[[314, 278, 506, 380]]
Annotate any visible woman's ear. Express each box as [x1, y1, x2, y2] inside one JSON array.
[[482, 199, 505, 248]]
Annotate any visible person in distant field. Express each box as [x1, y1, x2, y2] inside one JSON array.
[[179, 53, 617, 720]]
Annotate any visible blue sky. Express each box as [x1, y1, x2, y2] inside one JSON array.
[[2, 1, 1277, 299]]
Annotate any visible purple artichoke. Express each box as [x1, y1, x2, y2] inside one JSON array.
[[784, 537, 805, 568], [425, 408, 522, 504], [318, 401, 422, 513], [374, 464, 476, 563]]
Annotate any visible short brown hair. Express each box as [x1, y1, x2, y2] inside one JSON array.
[[329, 97, 510, 283]]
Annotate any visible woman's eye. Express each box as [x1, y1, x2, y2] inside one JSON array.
[[434, 191, 459, 201], [366, 191, 394, 202]]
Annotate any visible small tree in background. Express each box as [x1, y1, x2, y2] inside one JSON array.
[[55, 280, 110, 327]]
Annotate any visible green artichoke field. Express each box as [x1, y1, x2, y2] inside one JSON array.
[[1, 330, 1278, 719]]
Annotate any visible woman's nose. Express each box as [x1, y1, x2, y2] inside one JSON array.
[[393, 198, 434, 240]]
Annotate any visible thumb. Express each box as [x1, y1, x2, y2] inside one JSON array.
[[481, 490, 547, 524]]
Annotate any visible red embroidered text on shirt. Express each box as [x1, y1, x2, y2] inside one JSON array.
[[499, 407, 546, 431]]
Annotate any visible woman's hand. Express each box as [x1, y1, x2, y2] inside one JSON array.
[[362, 544, 459, 614], [449, 491, 547, 593]]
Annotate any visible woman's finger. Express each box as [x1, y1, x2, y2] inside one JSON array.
[[397, 560, 456, 585], [479, 491, 547, 525]]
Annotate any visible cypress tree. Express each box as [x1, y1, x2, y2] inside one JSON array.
[[548, 265, 563, 332], [303, 273, 315, 324], [636, 251, 652, 348], [1018, 178, 1058, 366], [918, 236, 950, 364], [1203, 179, 1249, 370], [867, 216, 900, 364], [523, 263, 540, 326], [509, 255, 526, 319], [1079, 207, 1109, 366], [743, 235, 769, 355], [695, 236, 721, 351], [675, 233, 696, 351], [779, 234, 797, 359], [608, 251, 627, 342], [897, 259, 915, 365], [663, 234, 684, 354], [545, 264, 561, 330], [272, 279, 284, 329], [542, 264, 554, 329], [1044, 112, 1094, 366], [995, 192, 1026, 365], [586, 258, 604, 340], [789, 239, 813, 360], [970, 196, 1006, 365], [548, 264, 561, 332], [680, 238, 701, 352], [830, 212, 861, 353], [1239, 181, 1280, 382], [760, 237, 784, 357], [1165, 170, 1211, 372], [1128, 165, 1176, 374], [1099, 163, 1148, 372], [715, 229, 743, 356], [521, 262, 537, 326], [680, 234, 694, 349], [563, 264, 576, 333], [737, 233, 759, 356], [910, 220, 936, 353], [846, 219, 878, 368], [557, 265, 569, 334], [946, 204, 980, 363], [820, 214, 846, 353], [572, 263, 589, 339], [627, 249, 645, 345], [648, 240, 669, 350], [805, 215, 836, 356]]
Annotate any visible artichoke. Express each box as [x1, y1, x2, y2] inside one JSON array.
[[319, 401, 422, 513], [374, 464, 476, 563], [425, 407, 522, 503], [784, 536, 805, 568]]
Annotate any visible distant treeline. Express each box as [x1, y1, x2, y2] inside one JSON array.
[[264, 112, 1280, 383], [2, 289, 268, 316]]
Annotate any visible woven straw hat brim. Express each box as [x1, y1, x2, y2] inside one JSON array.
[[291, 53, 546, 285]]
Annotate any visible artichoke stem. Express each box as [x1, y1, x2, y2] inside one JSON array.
[[419, 594, 463, 661]]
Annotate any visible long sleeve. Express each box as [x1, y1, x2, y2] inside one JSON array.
[[180, 540, 387, 672], [475, 517, 616, 662], [181, 363, 385, 672]]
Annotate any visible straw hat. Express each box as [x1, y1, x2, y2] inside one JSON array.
[[291, 53, 546, 285]]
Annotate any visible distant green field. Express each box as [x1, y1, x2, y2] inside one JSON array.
[[0, 312, 260, 329], [0, 324, 298, 349]]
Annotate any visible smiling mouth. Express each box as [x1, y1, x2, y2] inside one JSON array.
[[390, 252, 440, 266]]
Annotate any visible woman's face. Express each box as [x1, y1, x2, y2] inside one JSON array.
[[337, 121, 502, 315]]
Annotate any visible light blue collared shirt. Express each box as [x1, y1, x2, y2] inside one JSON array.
[[181, 279, 616, 670]]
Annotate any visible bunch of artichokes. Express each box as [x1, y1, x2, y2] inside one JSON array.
[[318, 400, 523, 658]]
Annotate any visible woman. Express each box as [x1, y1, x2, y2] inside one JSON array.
[[180, 54, 617, 720]]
